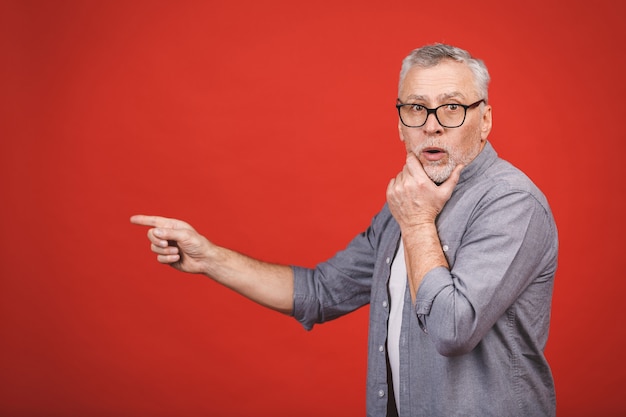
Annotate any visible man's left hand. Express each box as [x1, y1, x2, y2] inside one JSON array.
[[386, 153, 463, 229]]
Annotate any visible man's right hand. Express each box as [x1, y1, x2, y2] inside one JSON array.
[[130, 215, 214, 275], [130, 214, 295, 314]]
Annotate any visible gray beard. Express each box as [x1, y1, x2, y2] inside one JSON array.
[[417, 140, 482, 185], [423, 159, 456, 185]]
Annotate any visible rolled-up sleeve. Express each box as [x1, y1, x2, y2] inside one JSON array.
[[414, 188, 558, 356], [291, 206, 398, 331], [291, 228, 376, 330]]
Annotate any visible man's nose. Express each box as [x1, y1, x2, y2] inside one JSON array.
[[423, 111, 444, 133]]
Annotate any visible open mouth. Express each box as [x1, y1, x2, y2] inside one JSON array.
[[421, 147, 446, 161], [423, 147, 445, 154]]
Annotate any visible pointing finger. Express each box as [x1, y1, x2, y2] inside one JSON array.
[[130, 215, 193, 231], [130, 215, 167, 227]]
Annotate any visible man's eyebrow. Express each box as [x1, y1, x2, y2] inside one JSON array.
[[439, 91, 467, 101], [405, 94, 427, 101]]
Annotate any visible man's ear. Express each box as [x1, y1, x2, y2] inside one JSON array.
[[481, 104, 493, 140], [398, 121, 405, 141]]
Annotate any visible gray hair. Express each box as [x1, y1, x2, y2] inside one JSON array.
[[398, 44, 490, 102]]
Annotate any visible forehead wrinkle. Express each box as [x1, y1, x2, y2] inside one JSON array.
[[403, 91, 467, 103]]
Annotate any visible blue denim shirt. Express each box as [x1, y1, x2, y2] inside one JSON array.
[[292, 142, 558, 417]]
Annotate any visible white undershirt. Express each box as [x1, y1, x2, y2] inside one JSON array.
[[388, 240, 406, 411]]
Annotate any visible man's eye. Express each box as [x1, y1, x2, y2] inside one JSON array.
[[409, 104, 425, 112], [446, 104, 460, 111]]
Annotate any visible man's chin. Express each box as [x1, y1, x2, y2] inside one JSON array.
[[424, 165, 453, 185]]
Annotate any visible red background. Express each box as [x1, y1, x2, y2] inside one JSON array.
[[1, 1, 625, 416]]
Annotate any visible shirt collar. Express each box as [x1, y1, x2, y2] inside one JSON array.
[[457, 141, 497, 186]]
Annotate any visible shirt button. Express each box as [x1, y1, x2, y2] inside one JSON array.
[[378, 390, 385, 398], [386, 257, 391, 264], [442, 244, 449, 252], [382, 300, 388, 308], [379, 345, 385, 353]]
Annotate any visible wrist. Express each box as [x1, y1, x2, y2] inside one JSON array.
[[200, 240, 222, 277], [400, 216, 437, 233]]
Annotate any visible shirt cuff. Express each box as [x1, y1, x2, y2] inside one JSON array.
[[291, 265, 317, 331], [414, 266, 452, 316]]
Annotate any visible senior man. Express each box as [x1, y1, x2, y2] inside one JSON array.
[[132, 43, 558, 417]]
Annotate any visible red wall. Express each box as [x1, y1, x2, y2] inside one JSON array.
[[1, 1, 624, 416]]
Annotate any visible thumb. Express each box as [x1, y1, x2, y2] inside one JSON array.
[[153, 227, 191, 244], [439, 164, 464, 194], [450, 163, 465, 182]]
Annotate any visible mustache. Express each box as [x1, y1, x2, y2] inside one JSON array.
[[414, 140, 450, 154]]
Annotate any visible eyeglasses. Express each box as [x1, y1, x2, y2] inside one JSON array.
[[396, 99, 485, 128]]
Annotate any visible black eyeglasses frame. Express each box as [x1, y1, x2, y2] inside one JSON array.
[[395, 99, 485, 128]]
